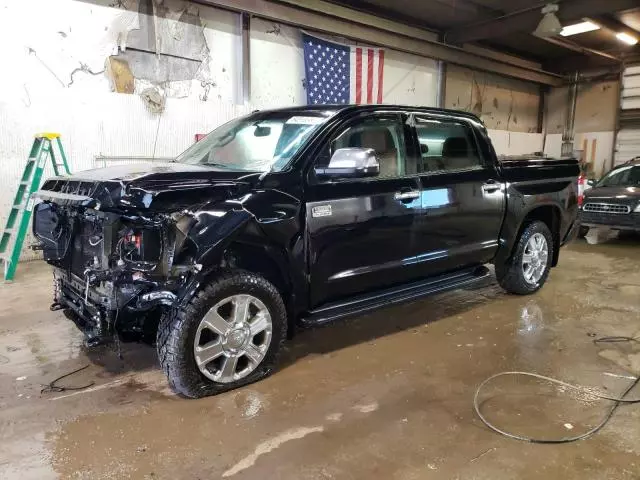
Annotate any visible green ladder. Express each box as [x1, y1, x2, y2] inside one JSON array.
[[0, 133, 71, 281]]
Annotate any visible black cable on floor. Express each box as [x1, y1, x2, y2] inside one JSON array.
[[593, 336, 639, 344], [40, 364, 95, 394], [474, 337, 640, 443]]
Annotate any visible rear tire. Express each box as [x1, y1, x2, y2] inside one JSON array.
[[495, 220, 554, 295], [157, 270, 287, 398]]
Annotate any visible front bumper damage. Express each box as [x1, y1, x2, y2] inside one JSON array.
[[33, 189, 198, 346], [51, 267, 179, 346]]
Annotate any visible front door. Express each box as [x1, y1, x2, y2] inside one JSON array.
[[306, 113, 422, 307], [411, 114, 505, 276]]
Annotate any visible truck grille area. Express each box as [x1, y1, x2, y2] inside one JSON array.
[[583, 203, 631, 214], [40, 178, 123, 207]]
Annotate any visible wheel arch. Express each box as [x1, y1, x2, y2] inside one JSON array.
[[504, 204, 562, 267]]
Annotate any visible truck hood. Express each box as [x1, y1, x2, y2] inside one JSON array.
[[36, 162, 262, 212], [584, 186, 640, 203]]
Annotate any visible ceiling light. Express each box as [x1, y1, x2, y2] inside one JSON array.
[[533, 4, 563, 38], [616, 32, 638, 45], [560, 21, 600, 37]]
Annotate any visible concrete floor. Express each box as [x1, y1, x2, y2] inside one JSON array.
[[1, 236, 639, 479]]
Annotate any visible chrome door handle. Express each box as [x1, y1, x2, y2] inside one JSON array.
[[481, 181, 501, 193], [394, 190, 420, 201]]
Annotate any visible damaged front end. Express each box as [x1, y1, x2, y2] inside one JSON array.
[[31, 172, 231, 347]]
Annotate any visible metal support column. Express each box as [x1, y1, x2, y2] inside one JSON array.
[[436, 60, 446, 109]]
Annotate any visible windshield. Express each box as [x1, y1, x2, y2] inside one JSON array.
[[597, 165, 640, 188], [175, 111, 332, 172]]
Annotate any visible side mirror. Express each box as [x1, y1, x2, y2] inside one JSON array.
[[586, 179, 596, 187], [315, 148, 380, 179]]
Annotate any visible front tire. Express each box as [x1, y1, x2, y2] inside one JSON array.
[[495, 220, 554, 295], [157, 270, 287, 398]]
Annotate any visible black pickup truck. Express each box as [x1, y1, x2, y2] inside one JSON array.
[[33, 105, 580, 398]]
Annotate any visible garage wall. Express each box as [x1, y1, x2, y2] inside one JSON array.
[[584, 80, 617, 175], [445, 65, 543, 156], [445, 65, 540, 133], [575, 81, 618, 176], [250, 19, 438, 109], [543, 80, 619, 176]]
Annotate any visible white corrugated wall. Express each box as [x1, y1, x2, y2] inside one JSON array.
[[616, 65, 640, 166]]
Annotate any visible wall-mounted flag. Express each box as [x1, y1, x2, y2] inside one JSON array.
[[302, 33, 385, 106]]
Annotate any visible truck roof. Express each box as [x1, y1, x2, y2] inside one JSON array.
[[256, 104, 483, 124]]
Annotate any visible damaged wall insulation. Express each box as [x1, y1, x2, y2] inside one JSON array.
[[0, 0, 240, 106]]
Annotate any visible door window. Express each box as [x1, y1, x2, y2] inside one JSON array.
[[414, 117, 482, 173], [317, 116, 415, 179]]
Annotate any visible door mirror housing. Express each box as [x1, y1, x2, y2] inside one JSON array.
[[586, 178, 596, 187], [315, 148, 380, 179]]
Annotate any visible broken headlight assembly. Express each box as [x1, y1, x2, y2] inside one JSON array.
[[116, 226, 163, 272]]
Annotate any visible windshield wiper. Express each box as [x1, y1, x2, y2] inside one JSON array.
[[202, 163, 237, 169]]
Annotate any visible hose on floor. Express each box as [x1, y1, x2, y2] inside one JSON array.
[[40, 364, 95, 394], [474, 336, 640, 443]]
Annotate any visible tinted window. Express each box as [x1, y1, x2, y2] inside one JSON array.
[[597, 165, 640, 187], [320, 116, 414, 178], [414, 118, 481, 173]]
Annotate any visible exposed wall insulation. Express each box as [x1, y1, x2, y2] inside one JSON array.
[[0, 0, 241, 105]]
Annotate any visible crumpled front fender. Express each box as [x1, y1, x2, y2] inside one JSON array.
[[187, 204, 254, 267]]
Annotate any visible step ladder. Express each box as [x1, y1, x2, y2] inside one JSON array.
[[0, 133, 71, 281]]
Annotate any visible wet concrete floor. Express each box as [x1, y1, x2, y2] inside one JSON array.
[[1, 236, 639, 479]]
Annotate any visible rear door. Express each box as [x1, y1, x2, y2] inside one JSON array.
[[305, 113, 423, 307], [410, 114, 505, 276]]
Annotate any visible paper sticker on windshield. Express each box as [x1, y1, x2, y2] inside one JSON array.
[[286, 116, 323, 125]]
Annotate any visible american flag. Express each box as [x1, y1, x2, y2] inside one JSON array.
[[302, 33, 385, 105]]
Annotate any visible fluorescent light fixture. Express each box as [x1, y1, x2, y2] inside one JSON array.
[[560, 21, 600, 37], [616, 32, 638, 45]]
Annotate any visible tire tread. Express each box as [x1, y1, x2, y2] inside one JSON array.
[[157, 269, 287, 398]]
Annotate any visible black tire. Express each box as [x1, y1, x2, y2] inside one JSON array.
[[157, 269, 287, 398], [578, 225, 589, 238], [495, 220, 554, 295]]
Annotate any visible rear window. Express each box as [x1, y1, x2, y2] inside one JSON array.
[[414, 118, 482, 172]]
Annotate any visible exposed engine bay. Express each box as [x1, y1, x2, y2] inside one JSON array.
[[33, 199, 200, 345]]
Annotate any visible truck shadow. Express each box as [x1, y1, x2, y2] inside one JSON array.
[[83, 277, 502, 376], [279, 277, 503, 369]]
